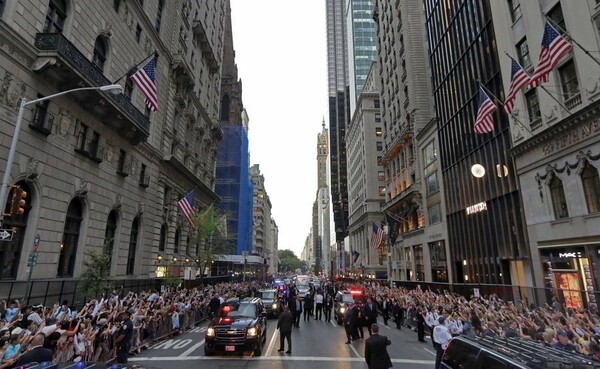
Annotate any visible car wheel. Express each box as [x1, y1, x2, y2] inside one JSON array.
[[204, 347, 214, 356], [254, 340, 263, 356]]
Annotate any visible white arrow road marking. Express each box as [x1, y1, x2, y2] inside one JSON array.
[[265, 329, 279, 357], [180, 339, 204, 357], [423, 347, 436, 356]]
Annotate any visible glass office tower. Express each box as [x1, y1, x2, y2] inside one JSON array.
[[424, 0, 528, 285]]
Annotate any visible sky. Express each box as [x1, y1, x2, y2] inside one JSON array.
[[230, 1, 329, 258]]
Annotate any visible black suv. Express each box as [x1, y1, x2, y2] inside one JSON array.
[[204, 297, 268, 356], [442, 335, 600, 369], [257, 289, 281, 317], [334, 289, 365, 325]]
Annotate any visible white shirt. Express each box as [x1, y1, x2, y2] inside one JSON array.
[[425, 312, 439, 328], [433, 324, 453, 350], [314, 294, 323, 304]]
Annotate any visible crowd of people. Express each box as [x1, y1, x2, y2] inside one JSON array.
[[0, 281, 263, 368], [0, 278, 598, 367]]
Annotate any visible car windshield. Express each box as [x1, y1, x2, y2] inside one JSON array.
[[217, 303, 257, 318], [260, 292, 275, 299], [298, 285, 309, 291], [341, 294, 355, 303]]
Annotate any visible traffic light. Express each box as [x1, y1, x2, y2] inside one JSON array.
[[10, 186, 27, 216]]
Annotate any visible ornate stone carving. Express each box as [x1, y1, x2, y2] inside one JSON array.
[[138, 202, 145, 215], [75, 180, 89, 198], [57, 109, 73, 136], [104, 139, 114, 163], [26, 158, 39, 181], [1, 72, 25, 107], [100, 25, 113, 39], [113, 194, 122, 210], [144, 37, 152, 54]]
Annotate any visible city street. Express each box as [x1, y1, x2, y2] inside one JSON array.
[[130, 316, 436, 369]]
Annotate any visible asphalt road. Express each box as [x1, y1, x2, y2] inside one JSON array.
[[129, 315, 436, 369]]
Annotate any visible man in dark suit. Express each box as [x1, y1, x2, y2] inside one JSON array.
[[277, 306, 294, 354], [12, 333, 53, 367], [363, 297, 378, 336], [364, 324, 392, 369], [291, 295, 302, 328], [343, 303, 354, 344]]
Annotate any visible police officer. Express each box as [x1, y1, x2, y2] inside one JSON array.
[[115, 309, 134, 364]]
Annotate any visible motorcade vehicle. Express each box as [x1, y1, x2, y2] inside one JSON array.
[[204, 297, 268, 356], [257, 288, 281, 317], [334, 289, 365, 325], [441, 335, 600, 369], [297, 284, 310, 299]]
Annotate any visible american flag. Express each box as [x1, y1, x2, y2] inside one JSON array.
[[130, 56, 158, 112], [370, 223, 384, 249], [503, 58, 531, 114], [529, 22, 572, 88], [177, 191, 195, 227], [474, 86, 497, 135]]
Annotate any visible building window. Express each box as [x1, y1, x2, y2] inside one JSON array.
[[92, 36, 108, 72], [375, 113, 381, 123], [516, 38, 531, 71], [426, 172, 439, 195], [549, 175, 569, 219], [174, 228, 180, 254], [58, 197, 83, 277], [559, 60, 579, 103], [375, 127, 382, 137], [159, 223, 167, 252], [507, 0, 522, 23], [374, 99, 380, 108], [140, 163, 146, 183], [423, 140, 436, 167], [376, 142, 383, 151], [525, 89, 541, 123], [378, 171, 385, 181], [155, 0, 164, 31], [113, 0, 121, 12], [220, 95, 230, 121], [379, 186, 386, 196], [104, 210, 117, 268], [136, 24, 142, 43], [44, 0, 67, 33], [428, 203, 442, 224], [117, 150, 127, 175], [89, 131, 100, 159], [76, 122, 88, 151], [0, 0, 6, 17], [582, 163, 600, 214], [548, 5, 566, 33], [1, 181, 31, 279], [377, 156, 382, 166], [127, 217, 139, 275]]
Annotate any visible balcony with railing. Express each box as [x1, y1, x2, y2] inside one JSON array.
[[565, 92, 582, 110], [33, 33, 150, 144], [74, 136, 104, 163]]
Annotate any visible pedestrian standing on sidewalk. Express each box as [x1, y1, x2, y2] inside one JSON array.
[[433, 316, 452, 369], [314, 291, 323, 321], [324, 292, 333, 322], [277, 306, 293, 354], [416, 309, 426, 342], [364, 324, 392, 369]]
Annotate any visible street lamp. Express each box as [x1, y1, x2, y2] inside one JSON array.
[[0, 84, 123, 219]]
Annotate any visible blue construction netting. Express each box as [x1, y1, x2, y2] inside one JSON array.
[[215, 125, 253, 256]]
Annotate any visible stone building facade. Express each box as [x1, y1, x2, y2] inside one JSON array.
[[0, 0, 226, 282], [492, 0, 600, 307]]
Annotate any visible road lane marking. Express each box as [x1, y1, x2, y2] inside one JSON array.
[[266, 329, 279, 357], [423, 347, 436, 356], [349, 343, 361, 358], [330, 320, 337, 327], [180, 339, 204, 357], [130, 356, 434, 364]]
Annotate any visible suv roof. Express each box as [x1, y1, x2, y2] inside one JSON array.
[[446, 335, 600, 369]]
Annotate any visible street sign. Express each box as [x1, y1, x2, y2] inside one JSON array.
[[0, 229, 13, 241], [27, 251, 38, 267]]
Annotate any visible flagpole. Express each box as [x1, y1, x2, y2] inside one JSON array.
[[503, 52, 570, 115], [477, 80, 534, 137], [544, 16, 600, 67], [111, 50, 158, 84]]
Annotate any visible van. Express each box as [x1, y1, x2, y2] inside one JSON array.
[[441, 335, 599, 369]]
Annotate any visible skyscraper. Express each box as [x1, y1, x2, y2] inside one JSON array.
[[216, 1, 253, 257], [316, 121, 331, 274], [424, 0, 528, 285], [326, 0, 350, 254], [345, 0, 378, 115]]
